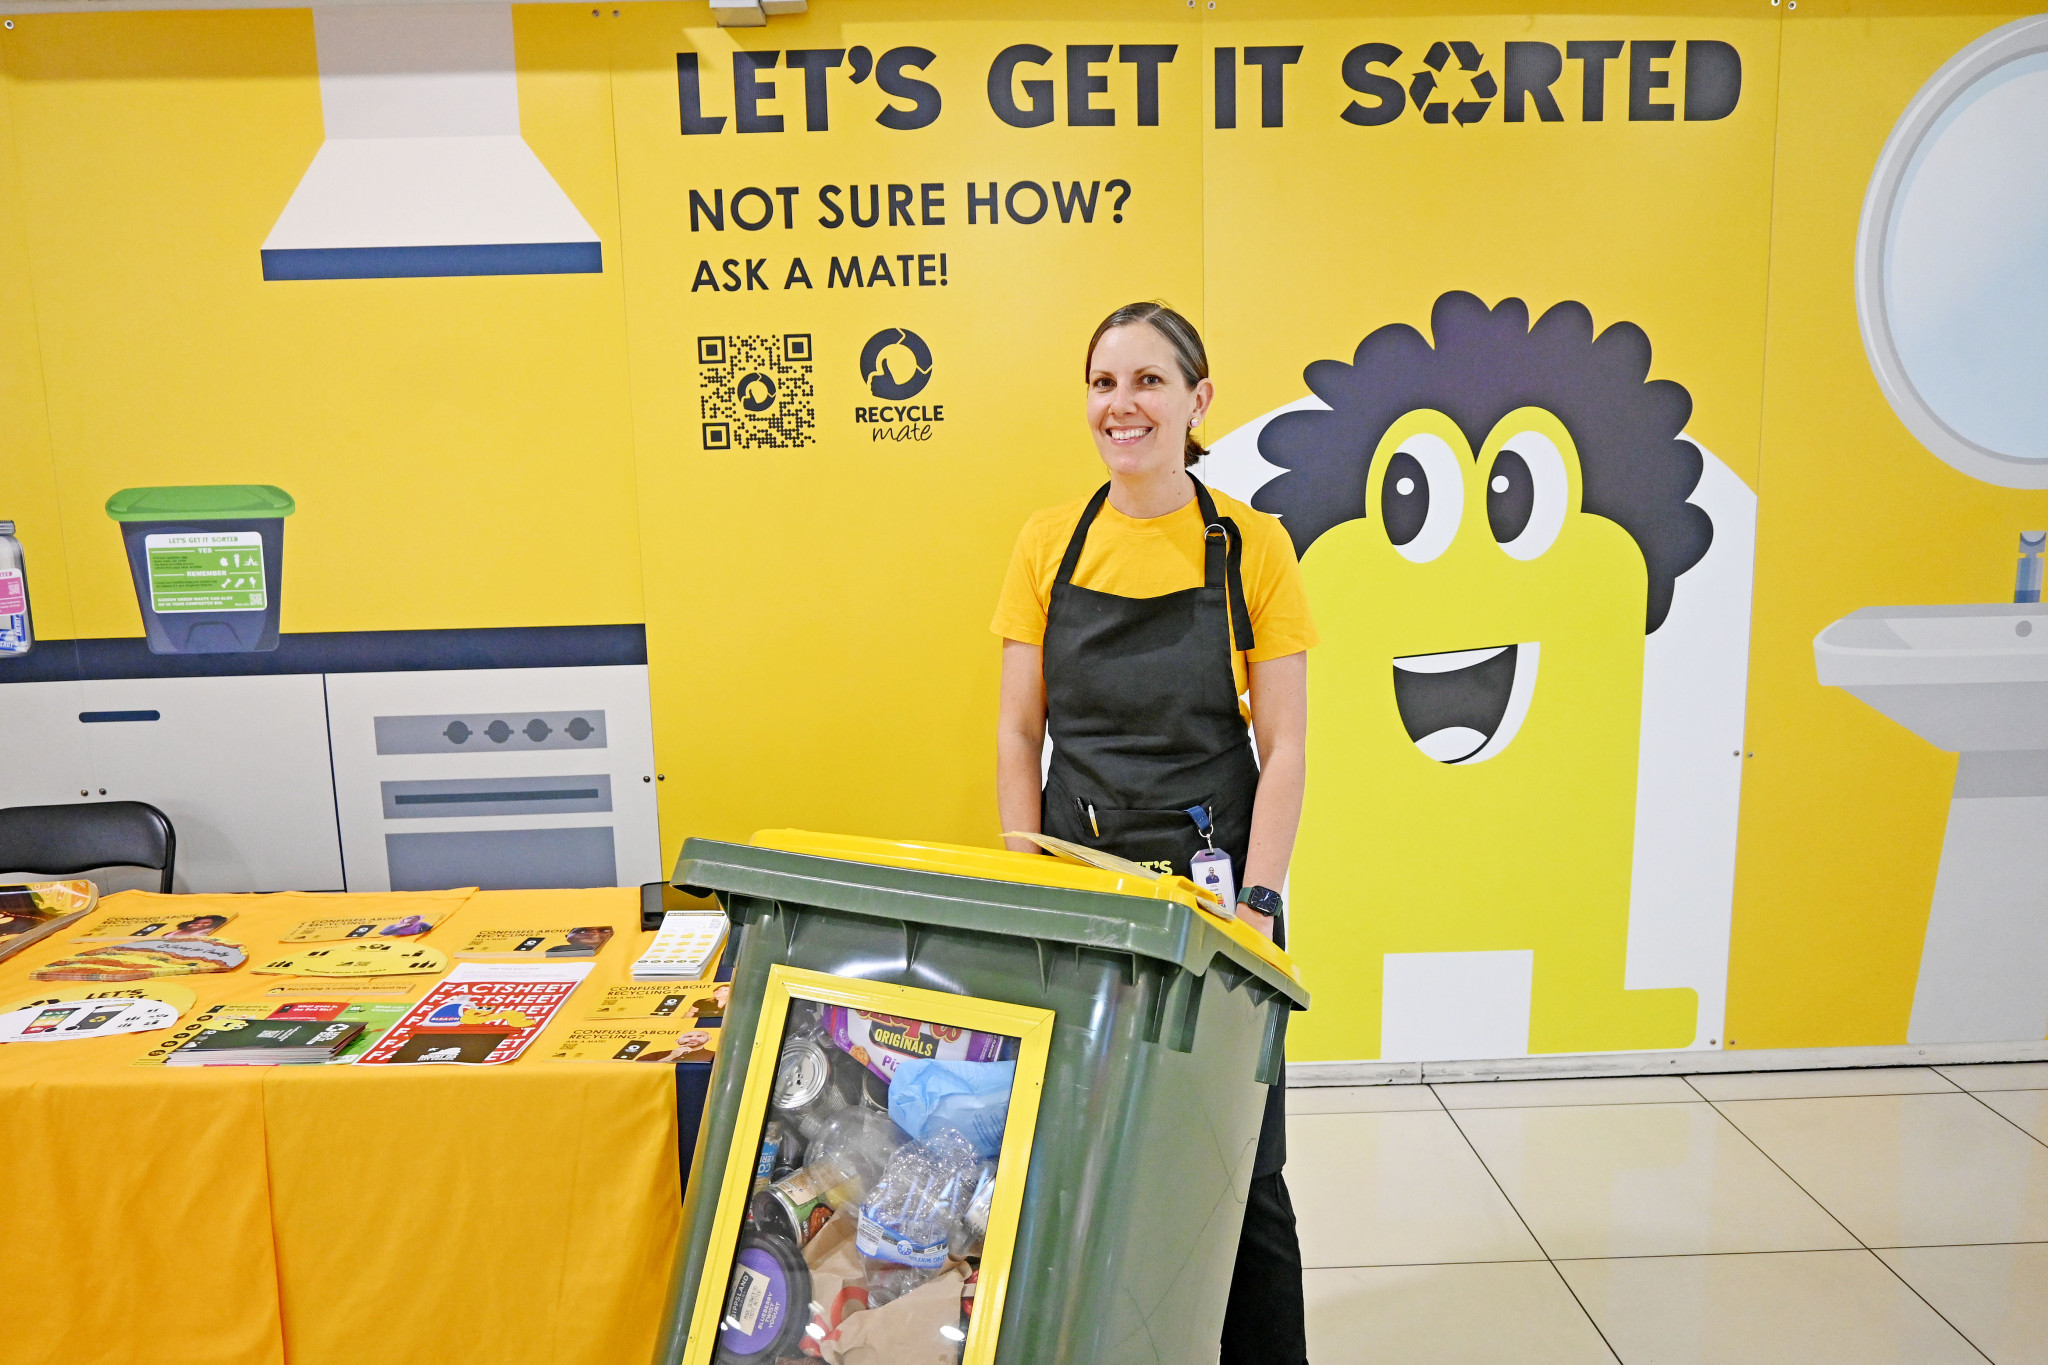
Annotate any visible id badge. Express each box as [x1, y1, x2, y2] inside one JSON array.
[[1190, 847, 1235, 909]]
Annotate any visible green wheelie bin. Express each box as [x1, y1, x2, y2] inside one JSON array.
[[652, 829, 1308, 1365]]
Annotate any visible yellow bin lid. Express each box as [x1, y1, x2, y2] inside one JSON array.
[[750, 828, 1300, 987]]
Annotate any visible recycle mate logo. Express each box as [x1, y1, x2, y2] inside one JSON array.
[[1410, 41, 1495, 125], [860, 328, 933, 400]]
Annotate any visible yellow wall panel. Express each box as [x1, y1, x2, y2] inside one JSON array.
[[610, 2, 1204, 858], [1726, 3, 2048, 1049], [2, 8, 643, 639], [0, 39, 74, 645]]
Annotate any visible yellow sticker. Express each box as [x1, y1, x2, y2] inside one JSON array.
[[548, 1024, 723, 1063], [279, 911, 447, 944], [2, 981, 198, 1015], [260, 976, 424, 998], [250, 942, 448, 977]]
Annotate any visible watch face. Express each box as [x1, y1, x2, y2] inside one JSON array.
[[1240, 887, 1283, 916]]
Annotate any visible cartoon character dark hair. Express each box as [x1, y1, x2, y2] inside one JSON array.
[[1252, 291, 1712, 632]]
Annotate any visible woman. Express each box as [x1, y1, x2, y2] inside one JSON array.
[[991, 301, 1314, 1364]]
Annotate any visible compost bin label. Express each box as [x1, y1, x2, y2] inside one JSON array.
[[145, 531, 267, 613]]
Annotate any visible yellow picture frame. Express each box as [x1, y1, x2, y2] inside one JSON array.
[[679, 965, 1056, 1365]]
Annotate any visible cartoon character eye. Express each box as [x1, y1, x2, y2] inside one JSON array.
[[1380, 433, 1464, 563], [1488, 430, 1569, 560]]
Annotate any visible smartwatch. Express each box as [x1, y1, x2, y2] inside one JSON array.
[[1237, 885, 1284, 926]]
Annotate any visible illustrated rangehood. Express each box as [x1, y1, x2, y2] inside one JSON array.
[[263, 4, 601, 281]]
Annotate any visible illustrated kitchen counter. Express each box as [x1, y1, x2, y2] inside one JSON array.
[[0, 886, 696, 1365]]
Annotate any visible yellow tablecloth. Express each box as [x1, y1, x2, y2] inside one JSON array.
[[0, 887, 683, 1365]]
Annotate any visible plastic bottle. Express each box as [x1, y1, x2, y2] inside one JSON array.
[[0, 521, 30, 657], [857, 1126, 981, 1306], [754, 1106, 906, 1246], [953, 1160, 998, 1258]]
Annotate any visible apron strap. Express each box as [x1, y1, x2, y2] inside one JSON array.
[[1191, 478, 1257, 653], [1054, 483, 1114, 588], [1054, 477, 1256, 652]]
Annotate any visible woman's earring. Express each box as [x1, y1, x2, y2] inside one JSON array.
[[1190, 414, 1201, 428]]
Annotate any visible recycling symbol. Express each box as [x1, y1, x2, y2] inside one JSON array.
[[1409, 41, 1496, 125]]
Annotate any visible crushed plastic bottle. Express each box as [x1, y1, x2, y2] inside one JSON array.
[[857, 1126, 982, 1306]]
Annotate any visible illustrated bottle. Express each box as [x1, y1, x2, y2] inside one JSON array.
[[2016, 531, 2045, 606], [0, 520, 30, 656]]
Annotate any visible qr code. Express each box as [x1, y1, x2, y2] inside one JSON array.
[[699, 334, 815, 451]]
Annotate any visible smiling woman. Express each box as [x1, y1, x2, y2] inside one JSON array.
[[988, 301, 1316, 1365]]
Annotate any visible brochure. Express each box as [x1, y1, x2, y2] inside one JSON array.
[[548, 1023, 723, 1063], [357, 963, 592, 1066], [250, 941, 447, 977], [165, 1016, 365, 1066], [0, 880, 98, 962], [630, 911, 729, 981], [32, 937, 247, 982], [278, 910, 444, 943], [456, 926, 615, 960], [3, 980, 198, 1016], [138, 1000, 409, 1067], [585, 981, 729, 1022], [74, 910, 235, 942], [0, 996, 179, 1042]]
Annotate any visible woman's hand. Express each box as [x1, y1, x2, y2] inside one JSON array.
[[996, 640, 1048, 854]]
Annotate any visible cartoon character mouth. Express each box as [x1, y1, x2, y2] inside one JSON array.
[[1390, 643, 1541, 764]]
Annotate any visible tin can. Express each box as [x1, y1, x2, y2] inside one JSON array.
[[771, 1035, 835, 1116]]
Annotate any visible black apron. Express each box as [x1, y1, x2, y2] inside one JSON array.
[[1039, 476, 1287, 1175]]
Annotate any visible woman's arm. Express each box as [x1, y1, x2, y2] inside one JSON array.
[[997, 640, 1049, 854], [1241, 650, 1308, 938]]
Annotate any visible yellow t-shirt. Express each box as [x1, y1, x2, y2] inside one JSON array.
[[991, 485, 1318, 709]]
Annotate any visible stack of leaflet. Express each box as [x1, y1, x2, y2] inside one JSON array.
[[0, 880, 99, 963], [165, 1017, 364, 1066], [631, 910, 729, 981]]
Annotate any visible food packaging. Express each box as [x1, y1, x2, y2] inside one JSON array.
[[822, 1006, 1004, 1083]]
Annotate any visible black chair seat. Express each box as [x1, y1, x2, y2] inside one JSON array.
[[0, 801, 177, 894]]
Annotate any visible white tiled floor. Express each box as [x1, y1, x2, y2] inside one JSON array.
[[1290, 1063, 2048, 1363]]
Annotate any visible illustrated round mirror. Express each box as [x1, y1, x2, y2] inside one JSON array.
[[1857, 15, 2048, 489]]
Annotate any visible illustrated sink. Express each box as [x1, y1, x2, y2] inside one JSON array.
[[1816, 603, 2048, 1045]]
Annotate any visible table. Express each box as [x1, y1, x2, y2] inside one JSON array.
[[0, 887, 691, 1365]]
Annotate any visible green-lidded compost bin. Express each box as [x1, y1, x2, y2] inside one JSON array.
[[654, 829, 1308, 1365], [105, 485, 295, 654]]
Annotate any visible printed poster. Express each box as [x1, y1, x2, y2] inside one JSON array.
[[357, 963, 592, 1066]]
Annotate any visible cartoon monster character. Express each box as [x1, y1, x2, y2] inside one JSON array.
[[1255, 291, 1712, 1058]]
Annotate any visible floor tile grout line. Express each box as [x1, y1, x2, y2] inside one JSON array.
[[1301, 1256, 1554, 1271], [1955, 1086, 2048, 1154], [1699, 1093, 1999, 1364], [1433, 1086, 1626, 1364], [1545, 1241, 2048, 1261]]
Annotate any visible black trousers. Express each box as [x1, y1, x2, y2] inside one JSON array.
[[1220, 1170, 1308, 1364]]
